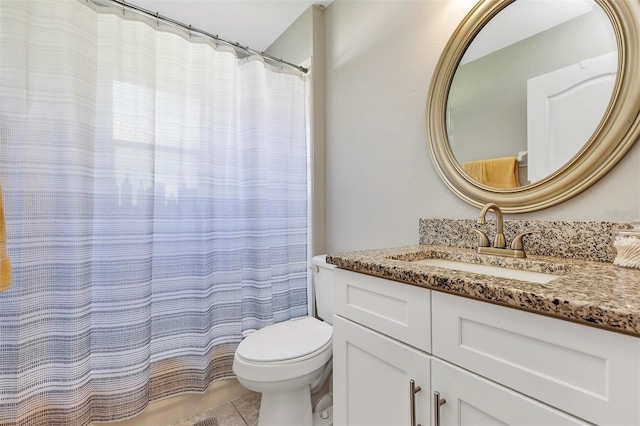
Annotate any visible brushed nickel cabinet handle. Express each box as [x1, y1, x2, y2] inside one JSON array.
[[433, 391, 447, 426], [410, 379, 422, 426]]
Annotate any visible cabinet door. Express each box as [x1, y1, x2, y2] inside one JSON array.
[[333, 315, 431, 426], [431, 359, 591, 425]]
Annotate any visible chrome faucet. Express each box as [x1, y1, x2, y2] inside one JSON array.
[[473, 203, 537, 258]]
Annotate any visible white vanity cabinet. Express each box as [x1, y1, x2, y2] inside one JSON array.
[[333, 269, 432, 426], [333, 268, 640, 426]]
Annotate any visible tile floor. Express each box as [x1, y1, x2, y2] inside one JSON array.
[[170, 391, 261, 426]]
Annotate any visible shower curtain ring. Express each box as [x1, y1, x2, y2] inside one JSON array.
[[189, 24, 192, 39], [156, 12, 159, 28], [122, 0, 126, 15]]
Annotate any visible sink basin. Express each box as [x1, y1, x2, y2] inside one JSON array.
[[412, 258, 559, 284]]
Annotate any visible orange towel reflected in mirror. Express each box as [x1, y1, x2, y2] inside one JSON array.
[[462, 156, 520, 189]]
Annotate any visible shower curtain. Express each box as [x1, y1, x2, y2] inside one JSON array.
[[0, 1, 308, 425]]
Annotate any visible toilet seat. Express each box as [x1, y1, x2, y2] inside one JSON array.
[[233, 317, 333, 383], [237, 317, 332, 363]]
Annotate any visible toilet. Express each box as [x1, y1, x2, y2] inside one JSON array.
[[233, 255, 336, 426]]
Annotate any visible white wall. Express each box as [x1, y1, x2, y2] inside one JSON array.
[[265, 6, 313, 66], [266, 6, 327, 256], [324, 0, 640, 253]]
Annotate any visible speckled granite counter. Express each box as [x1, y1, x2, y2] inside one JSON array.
[[326, 244, 640, 337]]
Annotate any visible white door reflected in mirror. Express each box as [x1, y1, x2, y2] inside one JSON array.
[[527, 51, 616, 182]]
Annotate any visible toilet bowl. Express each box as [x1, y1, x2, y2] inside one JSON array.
[[233, 255, 336, 426]]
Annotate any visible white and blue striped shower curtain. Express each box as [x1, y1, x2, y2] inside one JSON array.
[[0, 1, 308, 424]]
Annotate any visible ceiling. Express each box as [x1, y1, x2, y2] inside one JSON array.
[[131, 0, 332, 52]]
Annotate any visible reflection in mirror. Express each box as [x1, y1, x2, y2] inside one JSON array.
[[447, 0, 617, 188]]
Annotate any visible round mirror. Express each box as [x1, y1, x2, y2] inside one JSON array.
[[427, 0, 640, 212]]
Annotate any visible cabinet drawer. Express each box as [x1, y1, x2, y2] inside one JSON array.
[[334, 269, 431, 352], [432, 291, 640, 425]]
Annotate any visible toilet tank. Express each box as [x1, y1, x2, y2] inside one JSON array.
[[312, 255, 336, 324]]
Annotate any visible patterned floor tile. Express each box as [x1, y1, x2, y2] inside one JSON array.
[[170, 392, 261, 426], [231, 392, 261, 426]]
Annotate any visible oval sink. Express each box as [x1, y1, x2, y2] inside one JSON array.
[[412, 258, 559, 284]]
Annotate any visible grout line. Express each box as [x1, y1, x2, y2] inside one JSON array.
[[230, 392, 260, 426], [230, 402, 249, 426], [231, 398, 254, 426]]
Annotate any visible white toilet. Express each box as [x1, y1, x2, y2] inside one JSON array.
[[233, 255, 336, 426]]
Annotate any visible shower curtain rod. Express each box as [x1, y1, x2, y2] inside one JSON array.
[[90, 0, 309, 74]]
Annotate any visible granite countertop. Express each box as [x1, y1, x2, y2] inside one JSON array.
[[326, 245, 640, 337]]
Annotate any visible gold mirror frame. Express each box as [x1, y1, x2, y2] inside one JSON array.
[[427, 0, 640, 213]]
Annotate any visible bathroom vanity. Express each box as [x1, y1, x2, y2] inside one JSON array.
[[330, 0, 640, 420], [328, 241, 640, 425]]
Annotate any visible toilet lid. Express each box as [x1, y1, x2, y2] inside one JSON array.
[[237, 317, 332, 363]]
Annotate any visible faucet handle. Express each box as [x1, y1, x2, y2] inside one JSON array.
[[510, 231, 541, 250], [470, 228, 490, 248]]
